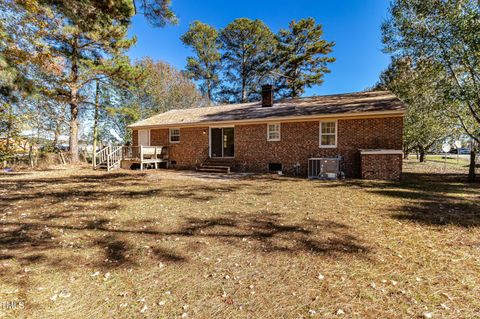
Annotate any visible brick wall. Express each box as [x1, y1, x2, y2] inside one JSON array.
[[133, 127, 209, 169], [132, 130, 138, 146], [361, 154, 403, 180], [131, 116, 403, 177], [234, 117, 403, 177]]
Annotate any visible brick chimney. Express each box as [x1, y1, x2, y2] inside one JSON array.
[[261, 85, 273, 107]]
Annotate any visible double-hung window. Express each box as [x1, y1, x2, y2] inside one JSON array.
[[319, 121, 337, 148], [169, 128, 180, 143], [267, 123, 281, 141]]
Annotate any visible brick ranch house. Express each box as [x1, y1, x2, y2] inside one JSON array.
[[128, 87, 406, 180]]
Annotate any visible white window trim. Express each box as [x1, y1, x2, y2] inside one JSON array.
[[319, 120, 337, 148], [169, 128, 180, 143], [267, 123, 281, 141]]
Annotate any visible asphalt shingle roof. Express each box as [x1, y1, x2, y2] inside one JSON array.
[[128, 90, 405, 128]]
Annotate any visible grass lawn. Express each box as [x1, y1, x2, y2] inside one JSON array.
[[0, 161, 479, 318], [420, 154, 471, 167]]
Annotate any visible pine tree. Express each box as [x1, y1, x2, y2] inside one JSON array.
[[275, 18, 335, 98], [39, 0, 177, 27], [219, 18, 276, 103], [181, 21, 221, 103], [0, 9, 36, 161], [6, 0, 141, 162]]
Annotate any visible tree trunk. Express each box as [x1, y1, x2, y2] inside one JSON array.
[[59, 151, 66, 165], [403, 143, 409, 159], [69, 97, 79, 163], [53, 122, 61, 147], [92, 80, 100, 168], [28, 145, 34, 168], [418, 145, 426, 162], [206, 79, 212, 105], [292, 65, 299, 98], [5, 103, 13, 153], [69, 37, 80, 163], [241, 76, 247, 103], [241, 55, 247, 103], [468, 148, 476, 183]]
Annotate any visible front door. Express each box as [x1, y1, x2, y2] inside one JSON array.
[[210, 127, 234, 158], [138, 129, 150, 146]]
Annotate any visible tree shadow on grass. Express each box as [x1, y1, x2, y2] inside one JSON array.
[[0, 170, 370, 285], [322, 172, 480, 227], [94, 235, 132, 268], [0, 210, 370, 276], [152, 247, 188, 263], [172, 211, 370, 258], [0, 172, 250, 215], [379, 173, 479, 227], [0, 171, 242, 275]]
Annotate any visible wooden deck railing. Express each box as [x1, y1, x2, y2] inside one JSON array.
[[107, 146, 122, 171], [122, 146, 141, 160], [94, 145, 169, 171], [93, 146, 110, 169]]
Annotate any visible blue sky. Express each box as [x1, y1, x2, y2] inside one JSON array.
[[127, 0, 392, 96]]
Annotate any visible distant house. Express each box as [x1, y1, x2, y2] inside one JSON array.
[[128, 86, 405, 179]]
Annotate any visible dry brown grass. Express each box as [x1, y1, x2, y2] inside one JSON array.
[[0, 162, 479, 318]]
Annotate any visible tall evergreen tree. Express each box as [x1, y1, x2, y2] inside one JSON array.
[[6, 0, 141, 162], [275, 18, 335, 98], [181, 21, 221, 103], [136, 0, 177, 27], [0, 5, 37, 160], [38, 0, 177, 27], [219, 18, 277, 103]]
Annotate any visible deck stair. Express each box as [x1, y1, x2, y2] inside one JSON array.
[[93, 146, 122, 171], [197, 158, 234, 174]]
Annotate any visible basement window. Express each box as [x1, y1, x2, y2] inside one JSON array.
[[319, 121, 337, 148], [267, 123, 281, 141], [268, 163, 282, 172], [169, 128, 180, 143]]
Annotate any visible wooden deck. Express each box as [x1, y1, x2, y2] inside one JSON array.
[[123, 146, 169, 170], [120, 158, 169, 170], [94, 146, 169, 171]]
